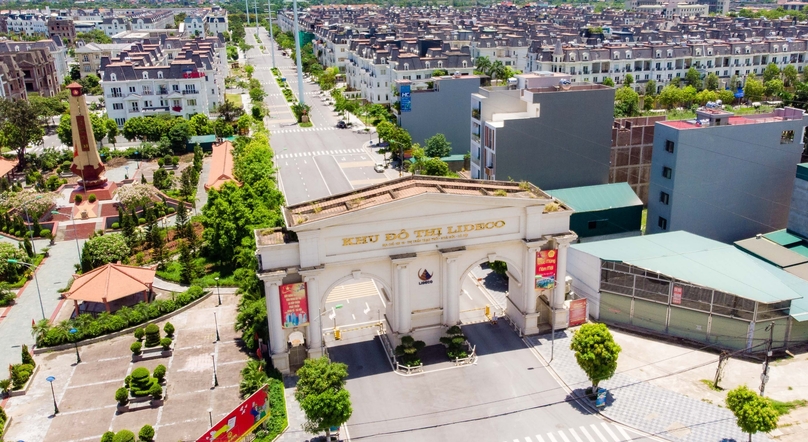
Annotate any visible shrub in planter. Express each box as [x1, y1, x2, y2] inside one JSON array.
[[112, 429, 136, 442], [124, 375, 132, 388], [144, 324, 161, 347], [111, 222, 119, 229], [88, 194, 97, 203], [153, 364, 166, 382], [440, 325, 468, 360], [40, 228, 51, 238], [129, 367, 154, 397], [172, 156, 180, 166], [0, 378, 11, 396], [21, 344, 35, 367], [101, 431, 115, 442], [10, 363, 33, 389], [163, 322, 175, 337], [160, 337, 172, 350], [130, 341, 142, 355], [149, 382, 163, 400], [139, 424, 155, 442], [115, 387, 129, 405], [157, 158, 165, 167], [134, 327, 145, 341], [168, 207, 176, 214], [74, 194, 83, 204]]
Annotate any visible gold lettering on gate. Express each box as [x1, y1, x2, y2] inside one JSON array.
[[340, 221, 508, 247]]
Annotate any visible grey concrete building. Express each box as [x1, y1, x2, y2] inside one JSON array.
[[470, 72, 615, 190], [396, 74, 484, 156], [647, 107, 808, 243]]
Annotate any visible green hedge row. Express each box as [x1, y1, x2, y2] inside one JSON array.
[[35, 286, 205, 347], [254, 378, 287, 441]]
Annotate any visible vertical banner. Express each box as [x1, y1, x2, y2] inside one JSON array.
[[535, 249, 558, 289], [400, 84, 411, 112], [672, 286, 682, 305], [569, 298, 588, 327], [280, 283, 309, 329], [196, 386, 269, 442]]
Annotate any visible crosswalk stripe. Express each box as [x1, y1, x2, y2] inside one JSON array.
[[535, 436, 545, 442], [600, 423, 620, 442], [614, 426, 631, 441], [557, 432, 571, 442], [568, 428, 584, 442], [589, 424, 607, 442], [546, 434, 558, 442], [524, 437, 533, 442], [578, 427, 596, 442]]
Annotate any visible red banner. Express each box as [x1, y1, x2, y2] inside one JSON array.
[[672, 286, 683, 305], [535, 249, 558, 289], [280, 282, 309, 329], [569, 298, 588, 327], [196, 385, 269, 442]]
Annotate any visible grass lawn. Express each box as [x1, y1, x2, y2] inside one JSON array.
[[770, 399, 808, 416], [226, 93, 243, 107], [299, 121, 313, 128], [156, 257, 238, 288]]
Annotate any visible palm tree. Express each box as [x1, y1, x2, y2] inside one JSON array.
[[474, 56, 492, 77], [239, 359, 269, 398], [31, 318, 52, 347], [490, 60, 506, 84]]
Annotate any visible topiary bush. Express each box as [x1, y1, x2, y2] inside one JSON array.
[[130, 341, 142, 355], [149, 382, 163, 400], [153, 364, 166, 382], [74, 194, 83, 204], [10, 363, 33, 389], [129, 367, 155, 397], [40, 228, 51, 238], [160, 337, 172, 350], [112, 429, 136, 442], [21, 344, 35, 367], [144, 324, 161, 347], [88, 194, 97, 203], [111, 222, 120, 229], [163, 322, 174, 337], [138, 424, 155, 442], [115, 387, 129, 405], [101, 431, 115, 442], [134, 327, 145, 341]]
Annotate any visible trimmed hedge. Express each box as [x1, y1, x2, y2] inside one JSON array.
[[253, 378, 287, 441], [35, 286, 205, 347], [10, 363, 33, 390], [139, 424, 155, 442], [144, 323, 161, 348]]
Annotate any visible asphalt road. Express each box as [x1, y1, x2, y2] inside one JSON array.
[[244, 28, 398, 206]]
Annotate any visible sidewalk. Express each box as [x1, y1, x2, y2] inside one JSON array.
[[276, 376, 347, 442], [527, 330, 768, 442]]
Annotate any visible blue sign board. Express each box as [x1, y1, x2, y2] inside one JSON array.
[[400, 85, 411, 113]]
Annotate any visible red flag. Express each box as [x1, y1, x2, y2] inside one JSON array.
[[256, 346, 262, 360], [32, 319, 35, 327]]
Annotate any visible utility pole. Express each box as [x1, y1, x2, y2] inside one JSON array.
[[292, 0, 305, 105], [254, 0, 259, 37], [267, 0, 276, 68], [245, 0, 251, 27], [759, 322, 775, 396], [713, 351, 730, 390]]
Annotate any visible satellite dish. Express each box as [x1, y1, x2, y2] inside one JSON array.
[[559, 79, 571, 90]]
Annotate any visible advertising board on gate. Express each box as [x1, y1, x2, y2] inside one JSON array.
[[280, 283, 309, 329], [535, 249, 558, 289], [196, 385, 269, 442], [400, 84, 411, 112], [569, 298, 588, 327]]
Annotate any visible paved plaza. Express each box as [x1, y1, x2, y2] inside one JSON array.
[[3, 292, 248, 442]]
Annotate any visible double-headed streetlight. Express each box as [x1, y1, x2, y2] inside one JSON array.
[[7, 259, 44, 320]]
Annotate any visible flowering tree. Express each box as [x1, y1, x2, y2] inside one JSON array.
[[114, 184, 159, 209], [0, 242, 29, 280], [0, 190, 57, 218], [80, 233, 130, 272]]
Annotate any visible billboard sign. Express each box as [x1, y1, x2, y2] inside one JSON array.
[[569, 298, 587, 327], [400, 85, 411, 112], [535, 249, 558, 289], [196, 385, 269, 442], [280, 283, 309, 329]]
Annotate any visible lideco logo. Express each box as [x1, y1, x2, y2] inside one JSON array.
[[418, 269, 433, 285]]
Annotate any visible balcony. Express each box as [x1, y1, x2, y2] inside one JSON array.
[[471, 108, 481, 120], [171, 106, 182, 112], [142, 90, 154, 95], [158, 88, 168, 95], [471, 133, 480, 143], [109, 92, 123, 98], [181, 90, 198, 95], [143, 106, 169, 113]]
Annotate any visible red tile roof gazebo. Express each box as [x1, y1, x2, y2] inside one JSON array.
[[65, 263, 156, 316]]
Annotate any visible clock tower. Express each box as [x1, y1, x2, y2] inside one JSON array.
[[67, 82, 108, 189]]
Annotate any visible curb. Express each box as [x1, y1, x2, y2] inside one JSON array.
[[33, 291, 211, 355]]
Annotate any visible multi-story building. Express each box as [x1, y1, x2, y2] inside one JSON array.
[[183, 11, 208, 37], [2, 12, 48, 36], [0, 58, 28, 99], [98, 16, 131, 37], [75, 42, 138, 78], [647, 106, 808, 243], [47, 16, 76, 46], [128, 10, 173, 32], [469, 72, 615, 190], [25, 39, 69, 85], [205, 7, 228, 37], [471, 35, 530, 72], [101, 39, 225, 126], [0, 42, 59, 97], [611, 115, 666, 204]]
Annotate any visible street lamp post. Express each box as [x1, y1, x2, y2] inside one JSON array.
[[292, 0, 305, 105], [46, 375, 59, 415], [267, 0, 276, 69], [211, 353, 219, 387], [214, 311, 220, 342], [124, 166, 129, 180], [208, 408, 213, 427], [69, 328, 81, 364], [7, 259, 45, 320], [215, 276, 221, 306]]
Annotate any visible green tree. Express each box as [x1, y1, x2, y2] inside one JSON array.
[[189, 114, 214, 136], [658, 85, 683, 109], [684, 67, 702, 90], [474, 56, 492, 76], [696, 89, 718, 105], [105, 118, 119, 147], [645, 79, 658, 96], [152, 168, 172, 190], [490, 260, 507, 276], [77, 29, 112, 44], [239, 359, 269, 398], [681, 85, 698, 106], [717, 89, 736, 105], [177, 239, 200, 284], [744, 76, 766, 102], [0, 98, 44, 170], [216, 100, 245, 124], [569, 323, 622, 392], [623, 73, 634, 88], [725, 385, 779, 442], [614, 86, 640, 117], [295, 357, 352, 440], [244, 64, 255, 79], [704, 72, 721, 91], [783, 64, 798, 87], [80, 233, 130, 272], [765, 79, 785, 99], [167, 120, 192, 152], [602, 77, 615, 87], [763, 63, 781, 83], [249, 87, 266, 103], [424, 133, 452, 158]]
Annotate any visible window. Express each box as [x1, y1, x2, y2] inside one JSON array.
[[658, 216, 668, 230], [187, 99, 197, 106], [588, 221, 598, 230], [130, 102, 139, 112], [660, 192, 670, 205], [115, 117, 125, 126], [665, 140, 675, 153], [157, 71, 163, 79], [173, 85, 179, 91], [143, 72, 148, 79], [129, 86, 136, 93], [782, 130, 795, 144], [662, 167, 672, 179], [110, 74, 117, 81], [144, 101, 152, 108], [112, 103, 123, 110]]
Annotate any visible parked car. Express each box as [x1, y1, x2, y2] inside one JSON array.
[[374, 163, 385, 173], [337, 120, 348, 129]]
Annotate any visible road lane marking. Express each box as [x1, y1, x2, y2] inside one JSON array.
[[557, 432, 571, 442], [312, 155, 333, 195], [600, 423, 620, 442], [568, 428, 584, 442], [578, 427, 596, 442], [614, 426, 631, 441], [589, 424, 606, 441], [535, 436, 545, 442], [546, 434, 558, 442]]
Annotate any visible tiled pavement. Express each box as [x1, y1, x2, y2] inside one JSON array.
[[528, 331, 768, 442]]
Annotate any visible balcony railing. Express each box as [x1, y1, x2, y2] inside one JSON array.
[[109, 92, 123, 98], [158, 88, 168, 95], [181, 90, 198, 95], [471, 108, 480, 120], [142, 90, 154, 95], [471, 133, 480, 143]]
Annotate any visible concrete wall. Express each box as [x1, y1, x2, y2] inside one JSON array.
[[787, 169, 808, 238], [495, 86, 615, 190], [399, 76, 482, 156], [569, 206, 643, 240], [647, 117, 807, 243]]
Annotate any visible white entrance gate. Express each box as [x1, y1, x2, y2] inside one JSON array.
[[256, 176, 577, 373]]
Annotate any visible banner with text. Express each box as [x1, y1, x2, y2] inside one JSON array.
[[280, 282, 309, 329], [535, 249, 558, 290], [196, 385, 269, 442], [400, 84, 411, 112], [569, 298, 588, 327]]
